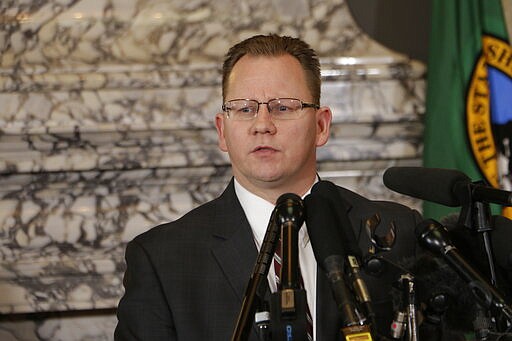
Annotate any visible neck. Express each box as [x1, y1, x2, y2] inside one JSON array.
[[234, 174, 317, 204]]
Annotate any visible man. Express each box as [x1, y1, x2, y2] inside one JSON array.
[[115, 34, 421, 340]]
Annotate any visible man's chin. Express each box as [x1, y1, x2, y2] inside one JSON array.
[[253, 175, 284, 186], [235, 166, 300, 189]]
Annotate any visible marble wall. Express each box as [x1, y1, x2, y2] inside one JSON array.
[[0, 0, 425, 339]]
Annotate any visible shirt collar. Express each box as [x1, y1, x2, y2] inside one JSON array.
[[234, 178, 318, 249]]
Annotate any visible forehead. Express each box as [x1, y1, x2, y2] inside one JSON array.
[[225, 54, 311, 100]]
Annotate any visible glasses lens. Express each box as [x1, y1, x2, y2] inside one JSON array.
[[268, 98, 303, 119], [225, 100, 258, 120]]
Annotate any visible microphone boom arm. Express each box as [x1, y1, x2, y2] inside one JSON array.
[[231, 209, 279, 341]]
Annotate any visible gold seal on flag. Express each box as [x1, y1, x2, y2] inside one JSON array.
[[466, 35, 512, 189]]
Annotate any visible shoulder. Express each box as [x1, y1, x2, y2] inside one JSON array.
[[131, 180, 238, 247], [333, 184, 422, 256], [335, 185, 420, 220], [137, 197, 225, 244]]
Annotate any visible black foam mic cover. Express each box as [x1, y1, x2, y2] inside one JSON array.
[[304, 188, 361, 327], [305, 184, 345, 261], [383, 167, 469, 207], [275, 192, 305, 230], [384, 167, 512, 206], [309, 181, 361, 257]]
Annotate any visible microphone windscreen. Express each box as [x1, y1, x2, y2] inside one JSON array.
[[415, 219, 454, 255], [275, 192, 304, 228], [383, 167, 470, 207], [310, 181, 361, 257], [304, 191, 344, 265], [276, 192, 302, 205]]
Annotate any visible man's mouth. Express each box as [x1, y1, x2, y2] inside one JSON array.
[[252, 146, 277, 153]]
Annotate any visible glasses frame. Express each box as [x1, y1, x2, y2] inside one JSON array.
[[221, 97, 320, 120]]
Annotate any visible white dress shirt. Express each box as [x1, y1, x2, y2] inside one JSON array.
[[234, 179, 318, 339]]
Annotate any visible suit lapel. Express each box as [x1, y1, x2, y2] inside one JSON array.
[[209, 180, 265, 340], [210, 179, 259, 302]]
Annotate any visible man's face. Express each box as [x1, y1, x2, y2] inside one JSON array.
[[215, 54, 331, 200]]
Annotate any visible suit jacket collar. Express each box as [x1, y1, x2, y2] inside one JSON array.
[[210, 178, 259, 301], [209, 179, 266, 339]]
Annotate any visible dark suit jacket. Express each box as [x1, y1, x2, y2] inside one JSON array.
[[115, 179, 422, 340]]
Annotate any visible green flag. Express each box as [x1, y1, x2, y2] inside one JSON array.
[[423, 0, 511, 220]]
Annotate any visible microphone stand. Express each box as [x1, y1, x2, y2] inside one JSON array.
[[232, 209, 279, 341], [232, 193, 307, 341], [458, 181, 512, 329], [458, 180, 497, 286], [457, 180, 512, 336]]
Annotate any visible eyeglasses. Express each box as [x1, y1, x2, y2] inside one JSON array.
[[221, 98, 320, 120]]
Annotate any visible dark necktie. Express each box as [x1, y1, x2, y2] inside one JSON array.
[[274, 237, 314, 340]]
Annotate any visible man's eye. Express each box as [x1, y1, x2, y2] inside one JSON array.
[[271, 105, 294, 114], [238, 107, 254, 114]]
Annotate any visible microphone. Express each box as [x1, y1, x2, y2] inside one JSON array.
[[442, 213, 512, 275], [383, 167, 512, 206], [304, 185, 372, 340], [441, 213, 512, 300], [308, 181, 376, 326], [394, 253, 479, 340], [233, 193, 306, 340], [415, 219, 512, 323], [275, 193, 304, 290], [271, 193, 309, 341]]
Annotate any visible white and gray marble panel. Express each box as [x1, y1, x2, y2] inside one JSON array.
[[0, 166, 231, 313], [0, 310, 117, 340], [1, 0, 403, 68], [0, 0, 426, 338]]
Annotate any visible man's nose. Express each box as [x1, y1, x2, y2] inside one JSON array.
[[251, 103, 277, 133]]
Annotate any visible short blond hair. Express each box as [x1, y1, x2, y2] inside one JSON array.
[[222, 34, 321, 104]]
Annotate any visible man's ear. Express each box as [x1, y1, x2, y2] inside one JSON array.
[[315, 106, 332, 147], [215, 113, 228, 152]]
